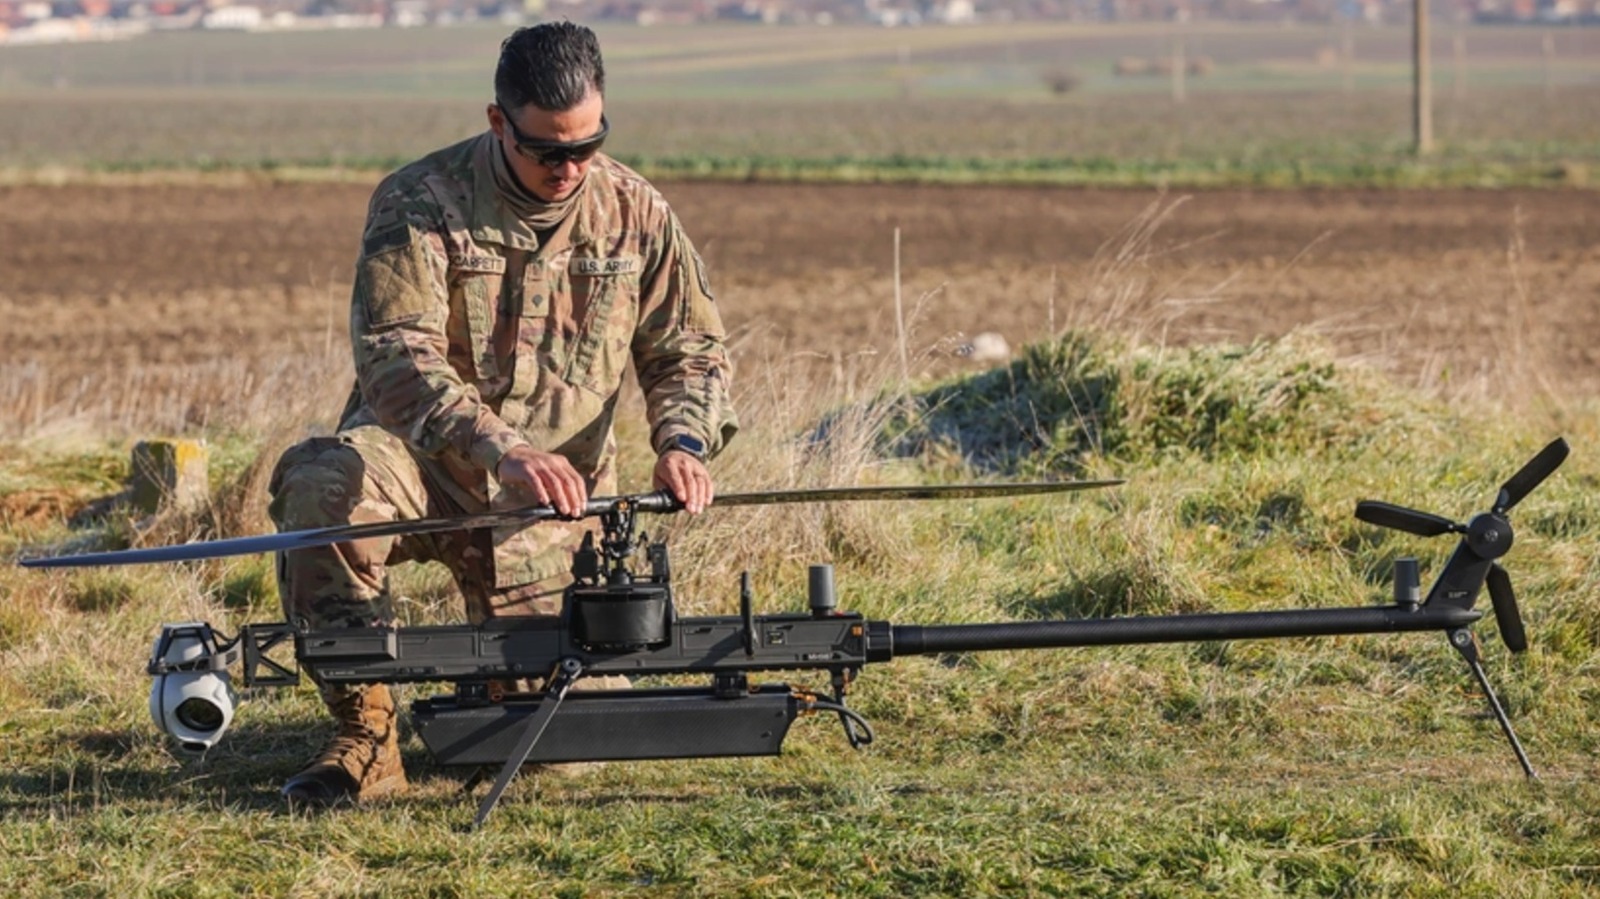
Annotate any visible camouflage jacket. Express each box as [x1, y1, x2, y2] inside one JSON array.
[[342, 132, 738, 587]]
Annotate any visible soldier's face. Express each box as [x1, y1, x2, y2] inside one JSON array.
[[488, 92, 606, 203]]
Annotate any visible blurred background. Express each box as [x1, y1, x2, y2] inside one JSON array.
[[0, 12, 1596, 181]]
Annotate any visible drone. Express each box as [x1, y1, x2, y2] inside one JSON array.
[[20, 438, 1569, 829]]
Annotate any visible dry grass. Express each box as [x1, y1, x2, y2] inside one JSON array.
[[3, 241, 1600, 896], [0, 26, 1596, 891], [0, 182, 1578, 512], [2, 349, 350, 446]]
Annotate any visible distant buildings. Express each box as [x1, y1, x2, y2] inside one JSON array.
[[1, 0, 1594, 46]]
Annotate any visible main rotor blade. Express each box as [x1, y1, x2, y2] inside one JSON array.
[[711, 480, 1124, 508], [1354, 500, 1461, 537], [1487, 563, 1528, 654], [18, 506, 562, 569], [19, 479, 1122, 569], [1495, 437, 1570, 514]]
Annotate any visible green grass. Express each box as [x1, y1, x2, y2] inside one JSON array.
[[0, 23, 1596, 188], [618, 151, 1592, 189], [11, 142, 1589, 190], [4, 330, 1599, 894]]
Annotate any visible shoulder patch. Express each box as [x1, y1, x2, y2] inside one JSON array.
[[692, 250, 715, 301], [357, 227, 435, 329]]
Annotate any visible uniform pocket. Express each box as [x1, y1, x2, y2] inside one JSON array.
[[449, 253, 509, 381], [562, 254, 642, 394], [562, 274, 611, 388], [453, 272, 500, 380]]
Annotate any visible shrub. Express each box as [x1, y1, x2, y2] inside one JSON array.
[[888, 329, 1415, 475]]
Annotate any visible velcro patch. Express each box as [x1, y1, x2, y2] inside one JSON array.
[[570, 256, 642, 277], [362, 224, 412, 259], [358, 230, 433, 329]]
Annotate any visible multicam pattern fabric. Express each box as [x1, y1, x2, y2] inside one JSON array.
[[272, 133, 737, 625]]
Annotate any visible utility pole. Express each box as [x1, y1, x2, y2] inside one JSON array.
[[1414, 0, 1433, 155], [1171, 31, 1186, 104], [1543, 31, 1556, 99], [1342, 20, 1355, 95]]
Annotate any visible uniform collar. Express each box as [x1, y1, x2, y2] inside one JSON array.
[[468, 132, 600, 254]]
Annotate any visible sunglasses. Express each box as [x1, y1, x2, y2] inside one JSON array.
[[497, 103, 609, 167]]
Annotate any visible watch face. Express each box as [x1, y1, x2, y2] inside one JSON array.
[[674, 435, 706, 458]]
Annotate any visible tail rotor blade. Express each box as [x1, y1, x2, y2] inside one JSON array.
[[1495, 437, 1570, 514], [1487, 563, 1529, 653], [1354, 501, 1461, 537]]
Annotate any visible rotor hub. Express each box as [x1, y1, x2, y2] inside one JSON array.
[[1465, 513, 1513, 561]]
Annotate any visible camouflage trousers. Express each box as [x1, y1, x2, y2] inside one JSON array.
[[267, 426, 583, 629]]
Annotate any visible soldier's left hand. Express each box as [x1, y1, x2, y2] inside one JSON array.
[[654, 451, 713, 514]]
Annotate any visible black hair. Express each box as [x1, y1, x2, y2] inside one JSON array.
[[494, 23, 605, 113]]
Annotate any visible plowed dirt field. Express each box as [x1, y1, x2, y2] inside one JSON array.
[[2, 180, 1596, 420]]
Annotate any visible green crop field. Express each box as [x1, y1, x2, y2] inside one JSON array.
[[0, 22, 1596, 186]]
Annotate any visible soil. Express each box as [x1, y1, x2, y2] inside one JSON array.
[[2, 180, 1596, 397]]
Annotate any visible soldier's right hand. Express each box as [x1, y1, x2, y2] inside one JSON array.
[[496, 447, 588, 518]]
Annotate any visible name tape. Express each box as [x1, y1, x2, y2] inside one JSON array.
[[451, 255, 507, 274], [571, 256, 642, 277]]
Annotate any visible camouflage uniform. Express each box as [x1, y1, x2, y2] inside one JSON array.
[[269, 133, 737, 627]]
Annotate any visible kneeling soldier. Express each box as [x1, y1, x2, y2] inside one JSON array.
[[269, 23, 737, 804]]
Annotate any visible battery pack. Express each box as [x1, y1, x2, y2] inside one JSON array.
[[412, 684, 800, 766]]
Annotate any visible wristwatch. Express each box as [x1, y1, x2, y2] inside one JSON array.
[[665, 434, 706, 461]]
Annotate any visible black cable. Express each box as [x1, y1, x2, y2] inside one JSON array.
[[806, 699, 876, 747]]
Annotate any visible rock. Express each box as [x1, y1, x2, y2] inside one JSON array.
[[957, 332, 1011, 363], [129, 439, 210, 515]]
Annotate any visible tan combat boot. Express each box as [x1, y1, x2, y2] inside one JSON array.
[[282, 683, 408, 805]]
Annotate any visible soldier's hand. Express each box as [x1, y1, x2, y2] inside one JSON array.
[[654, 451, 713, 515], [497, 446, 588, 518]]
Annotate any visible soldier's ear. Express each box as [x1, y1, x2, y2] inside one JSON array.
[[486, 103, 505, 138]]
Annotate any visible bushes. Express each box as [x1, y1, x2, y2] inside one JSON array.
[[890, 329, 1415, 476]]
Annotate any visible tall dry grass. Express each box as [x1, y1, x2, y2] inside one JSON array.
[[0, 348, 350, 446], [3, 192, 1599, 898], [0, 189, 1581, 622]]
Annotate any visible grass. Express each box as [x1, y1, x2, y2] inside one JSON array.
[[3, 311, 1599, 894], [0, 23, 1596, 188], [2, 89, 1593, 189], [1, 34, 1597, 883]]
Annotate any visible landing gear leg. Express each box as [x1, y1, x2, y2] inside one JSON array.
[[1447, 628, 1537, 780]]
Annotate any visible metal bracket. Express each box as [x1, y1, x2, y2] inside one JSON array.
[[242, 623, 298, 687]]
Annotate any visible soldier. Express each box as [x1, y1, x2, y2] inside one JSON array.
[[267, 23, 738, 805]]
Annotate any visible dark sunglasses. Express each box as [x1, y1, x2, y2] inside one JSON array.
[[497, 103, 609, 167]]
